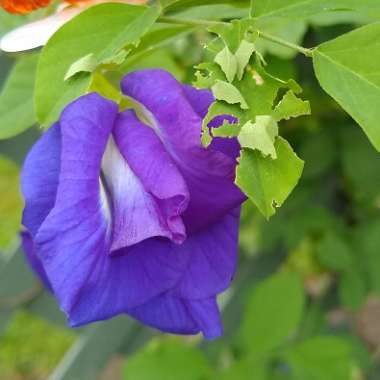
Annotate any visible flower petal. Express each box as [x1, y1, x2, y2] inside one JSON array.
[[34, 92, 118, 315], [102, 135, 184, 251], [181, 84, 214, 119], [33, 93, 188, 326], [63, 207, 239, 326], [113, 110, 189, 246], [129, 294, 222, 339], [21, 230, 52, 290], [63, 239, 190, 326], [173, 207, 240, 300], [21, 123, 61, 237], [121, 69, 245, 233]]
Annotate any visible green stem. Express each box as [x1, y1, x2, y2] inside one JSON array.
[[158, 16, 313, 58], [258, 31, 313, 57]]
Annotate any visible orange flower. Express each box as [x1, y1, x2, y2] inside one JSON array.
[[0, 0, 145, 14], [0, 0, 51, 14]]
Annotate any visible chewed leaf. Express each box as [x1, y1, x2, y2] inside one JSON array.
[[208, 19, 254, 53], [274, 90, 311, 121], [215, 46, 237, 83], [201, 101, 243, 147], [213, 120, 242, 138], [235, 39, 256, 80], [236, 137, 304, 219], [238, 116, 279, 159], [212, 80, 248, 109], [194, 62, 224, 89]]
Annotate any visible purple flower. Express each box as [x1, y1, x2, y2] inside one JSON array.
[[20, 69, 245, 339]]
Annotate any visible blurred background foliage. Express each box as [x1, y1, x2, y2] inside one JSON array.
[[1, 3, 380, 380]]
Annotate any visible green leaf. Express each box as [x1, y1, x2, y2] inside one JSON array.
[[240, 271, 305, 354], [64, 53, 99, 81], [236, 61, 290, 122], [251, 0, 380, 19], [35, 3, 159, 126], [316, 233, 353, 272], [238, 116, 279, 158], [339, 268, 367, 310], [220, 355, 268, 380], [88, 72, 121, 104], [0, 156, 23, 249], [123, 340, 212, 380], [162, 0, 248, 13], [235, 39, 256, 80], [0, 55, 37, 140], [340, 127, 380, 203], [286, 336, 354, 380], [313, 22, 380, 152], [215, 46, 237, 83], [212, 119, 241, 138], [201, 100, 243, 145], [274, 90, 311, 121], [194, 62, 225, 89], [209, 19, 254, 53], [353, 220, 380, 295], [236, 137, 304, 219], [212, 80, 249, 109]]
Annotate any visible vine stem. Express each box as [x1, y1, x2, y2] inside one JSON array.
[[258, 31, 313, 57], [158, 16, 313, 58]]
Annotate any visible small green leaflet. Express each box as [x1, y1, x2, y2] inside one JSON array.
[[274, 90, 311, 121], [235, 39, 256, 80], [313, 21, 380, 152], [212, 80, 248, 109], [215, 46, 237, 83], [201, 101, 243, 146], [236, 137, 304, 219], [238, 116, 279, 159], [35, 3, 159, 126], [0, 55, 37, 140], [213, 120, 241, 138]]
